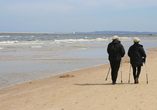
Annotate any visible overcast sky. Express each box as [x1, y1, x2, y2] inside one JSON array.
[[0, 0, 157, 33]]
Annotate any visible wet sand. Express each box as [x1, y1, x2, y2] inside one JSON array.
[[0, 47, 157, 110]]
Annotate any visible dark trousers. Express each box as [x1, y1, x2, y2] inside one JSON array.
[[132, 66, 141, 80], [109, 60, 121, 83]]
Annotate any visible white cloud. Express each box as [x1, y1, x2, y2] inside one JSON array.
[[1, 1, 75, 16], [1, 0, 157, 32], [79, 0, 157, 10], [1, 0, 157, 15]]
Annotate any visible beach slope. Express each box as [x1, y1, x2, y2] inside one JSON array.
[[0, 48, 157, 110]]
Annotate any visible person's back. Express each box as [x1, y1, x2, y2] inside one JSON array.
[[128, 38, 146, 84], [107, 35, 125, 84], [128, 43, 146, 67], [107, 39, 125, 61]]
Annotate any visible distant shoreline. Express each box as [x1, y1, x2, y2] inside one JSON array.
[[0, 32, 157, 36]]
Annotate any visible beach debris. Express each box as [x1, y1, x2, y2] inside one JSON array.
[[124, 61, 130, 63], [59, 74, 75, 78]]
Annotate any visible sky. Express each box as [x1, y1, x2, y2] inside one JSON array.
[[0, 0, 157, 33]]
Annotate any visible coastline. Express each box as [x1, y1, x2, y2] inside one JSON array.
[[0, 47, 157, 110], [1, 32, 157, 36]]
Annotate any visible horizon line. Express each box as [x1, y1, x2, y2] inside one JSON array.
[[0, 32, 157, 36]]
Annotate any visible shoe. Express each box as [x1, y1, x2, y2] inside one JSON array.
[[134, 78, 139, 84], [112, 81, 116, 85], [136, 79, 139, 84]]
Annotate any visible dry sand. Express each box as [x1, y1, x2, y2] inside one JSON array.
[[0, 47, 157, 110]]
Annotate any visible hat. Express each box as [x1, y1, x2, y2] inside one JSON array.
[[112, 35, 119, 40], [133, 37, 140, 42]]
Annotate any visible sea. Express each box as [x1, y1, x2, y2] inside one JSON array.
[[0, 33, 157, 89]]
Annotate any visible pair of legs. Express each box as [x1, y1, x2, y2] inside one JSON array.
[[132, 66, 141, 84], [110, 60, 121, 84]]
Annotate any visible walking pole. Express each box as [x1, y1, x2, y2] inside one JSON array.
[[105, 67, 110, 81], [128, 64, 131, 83], [144, 62, 148, 84], [120, 62, 123, 83]]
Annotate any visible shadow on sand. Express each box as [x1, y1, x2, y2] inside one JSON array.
[[74, 82, 134, 86]]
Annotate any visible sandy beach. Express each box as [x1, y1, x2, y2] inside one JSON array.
[[0, 47, 157, 110]]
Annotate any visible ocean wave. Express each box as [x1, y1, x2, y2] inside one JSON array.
[[53, 38, 108, 43], [53, 37, 136, 44], [0, 41, 18, 44], [0, 40, 45, 45], [0, 36, 154, 46], [120, 37, 132, 41], [0, 35, 10, 38], [30, 46, 42, 48]]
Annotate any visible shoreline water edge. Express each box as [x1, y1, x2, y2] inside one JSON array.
[[0, 47, 157, 110], [0, 33, 157, 89]]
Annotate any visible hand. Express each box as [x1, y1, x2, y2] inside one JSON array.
[[143, 58, 146, 63]]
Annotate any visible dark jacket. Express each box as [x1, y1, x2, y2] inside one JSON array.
[[128, 43, 146, 67], [107, 39, 125, 61]]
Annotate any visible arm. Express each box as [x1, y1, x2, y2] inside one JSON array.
[[120, 44, 125, 57], [107, 43, 111, 54], [128, 47, 131, 58], [139, 46, 146, 63], [139, 46, 146, 58]]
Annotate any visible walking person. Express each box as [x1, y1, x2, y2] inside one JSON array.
[[107, 35, 125, 84], [128, 38, 146, 84]]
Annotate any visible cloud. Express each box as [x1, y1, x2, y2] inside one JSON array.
[[2, 0, 157, 14], [1, 1, 75, 16], [1, 0, 157, 32], [79, 0, 157, 10]]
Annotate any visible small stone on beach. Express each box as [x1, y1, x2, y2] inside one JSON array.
[[59, 74, 75, 78]]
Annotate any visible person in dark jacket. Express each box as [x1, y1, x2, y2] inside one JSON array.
[[107, 35, 125, 84], [128, 38, 146, 84]]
